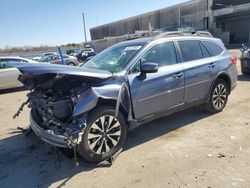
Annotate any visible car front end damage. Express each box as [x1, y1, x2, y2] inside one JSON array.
[[30, 110, 78, 148], [28, 91, 87, 148], [11, 62, 131, 151], [23, 74, 91, 148]]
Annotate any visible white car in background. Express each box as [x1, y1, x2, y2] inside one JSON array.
[[0, 56, 38, 90], [31, 52, 57, 62], [31, 56, 41, 61]]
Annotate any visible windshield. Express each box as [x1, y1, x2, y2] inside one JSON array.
[[82, 44, 142, 73]]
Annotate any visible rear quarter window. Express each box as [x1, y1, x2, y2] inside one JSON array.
[[202, 41, 224, 56]]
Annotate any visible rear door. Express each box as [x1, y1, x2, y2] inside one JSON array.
[[127, 41, 185, 119], [178, 40, 217, 102]]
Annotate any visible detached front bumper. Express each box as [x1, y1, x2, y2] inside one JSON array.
[[30, 111, 70, 148]]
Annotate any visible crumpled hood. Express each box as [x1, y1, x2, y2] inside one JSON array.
[[8, 62, 112, 81]]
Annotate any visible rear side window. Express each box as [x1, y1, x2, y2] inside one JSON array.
[[202, 41, 223, 56], [178, 41, 203, 62]]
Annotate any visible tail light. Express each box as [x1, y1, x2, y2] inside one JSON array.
[[230, 57, 237, 64]]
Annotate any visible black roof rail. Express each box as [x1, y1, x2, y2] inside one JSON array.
[[193, 31, 213, 38], [153, 31, 184, 39]]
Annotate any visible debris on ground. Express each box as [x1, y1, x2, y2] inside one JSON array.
[[217, 153, 226, 158]]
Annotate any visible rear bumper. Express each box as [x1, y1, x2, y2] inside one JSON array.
[[30, 111, 69, 148]]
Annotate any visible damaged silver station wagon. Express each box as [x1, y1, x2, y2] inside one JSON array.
[[10, 31, 237, 163]]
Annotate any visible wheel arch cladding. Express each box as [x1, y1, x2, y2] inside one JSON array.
[[217, 73, 231, 93], [96, 98, 129, 122], [208, 72, 232, 100]]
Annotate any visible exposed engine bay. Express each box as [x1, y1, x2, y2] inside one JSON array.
[[19, 73, 91, 146]]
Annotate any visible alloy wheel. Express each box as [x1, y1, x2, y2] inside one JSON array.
[[87, 115, 121, 154], [212, 84, 227, 110]]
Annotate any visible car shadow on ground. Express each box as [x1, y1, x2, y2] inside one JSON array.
[[124, 106, 210, 151], [0, 106, 212, 187], [0, 86, 26, 95]]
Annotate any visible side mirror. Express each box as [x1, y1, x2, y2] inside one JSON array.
[[141, 62, 158, 74]]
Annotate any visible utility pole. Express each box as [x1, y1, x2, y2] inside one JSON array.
[[208, 0, 214, 31], [178, 5, 181, 28], [82, 12, 87, 42]]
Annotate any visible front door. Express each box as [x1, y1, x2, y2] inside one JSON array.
[[127, 41, 185, 119]]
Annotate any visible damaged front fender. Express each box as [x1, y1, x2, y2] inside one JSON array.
[[73, 83, 132, 120], [73, 84, 123, 116]]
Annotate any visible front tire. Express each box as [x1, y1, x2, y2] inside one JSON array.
[[206, 79, 229, 113], [78, 106, 127, 163]]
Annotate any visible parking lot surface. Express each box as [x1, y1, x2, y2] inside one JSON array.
[[0, 61, 250, 188]]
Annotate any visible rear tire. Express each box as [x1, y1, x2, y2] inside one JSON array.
[[68, 62, 75, 66], [78, 106, 127, 163], [206, 79, 229, 113]]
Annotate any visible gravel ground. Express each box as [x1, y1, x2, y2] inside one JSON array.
[[0, 53, 250, 188]]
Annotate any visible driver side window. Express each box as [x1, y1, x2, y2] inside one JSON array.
[[131, 41, 177, 73]]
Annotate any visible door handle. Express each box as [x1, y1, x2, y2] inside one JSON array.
[[208, 62, 216, 68], [173, 72, 183, 79]]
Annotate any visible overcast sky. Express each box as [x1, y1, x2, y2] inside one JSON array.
[[0, 0, 189, 48]]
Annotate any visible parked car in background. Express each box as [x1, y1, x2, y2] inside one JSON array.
[[239, 44, 250, 75], [0, 56, 37, 90], [31, 52, 57, 62], [31, 56, 41, 61], [66, 48, 80, 57], [42, 52, 57, 56], [38, 54, 79, 66], [77, 48, 97, 62], [10, 31, 237, 163]]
